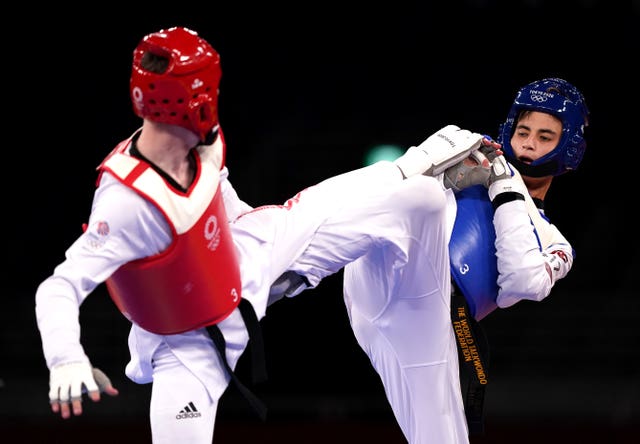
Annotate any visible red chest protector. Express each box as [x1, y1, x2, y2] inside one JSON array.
[[99, 134, 242, 334]]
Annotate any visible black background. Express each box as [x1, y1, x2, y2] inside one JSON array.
[[3, 1, 638, 443]]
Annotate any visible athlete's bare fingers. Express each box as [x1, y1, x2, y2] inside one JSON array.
[[71, 397, 84, 416], [481, 136, 501, 149], [92, 367, 119, 398], [58, 400, 71, 419], [103, 385, 119, 397], [87, 389, 101, 402]]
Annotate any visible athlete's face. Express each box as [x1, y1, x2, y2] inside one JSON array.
[[509, 111, 562, 163]]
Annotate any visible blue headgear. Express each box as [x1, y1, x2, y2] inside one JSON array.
[[498, 78, 590, 177]]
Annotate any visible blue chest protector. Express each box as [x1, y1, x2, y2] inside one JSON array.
[[449, 185, 499, 320]]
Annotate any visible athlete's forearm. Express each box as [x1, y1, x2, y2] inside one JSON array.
[[35, 276, 88, 369]]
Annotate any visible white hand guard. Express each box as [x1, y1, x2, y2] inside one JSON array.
[[49, 361, 102, 404], [394, 125, 484, 178], [487, 155, 527, 201]]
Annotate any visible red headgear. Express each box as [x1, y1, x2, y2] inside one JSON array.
[[130, 27, 222, 142]]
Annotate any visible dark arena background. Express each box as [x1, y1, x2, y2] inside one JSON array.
[[3, 1, 637, 443]]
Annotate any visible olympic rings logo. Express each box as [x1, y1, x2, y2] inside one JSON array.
[[131, 86, 144, 111], [204, 215, 221, 251], [530, 91, 553, 103]]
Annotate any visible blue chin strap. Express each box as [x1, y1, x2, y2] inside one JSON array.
[[504, 155, 560, 178]]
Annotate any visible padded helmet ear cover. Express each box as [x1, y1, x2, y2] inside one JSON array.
[[130, 27, 222, 142], [498, 78, 590, 177]]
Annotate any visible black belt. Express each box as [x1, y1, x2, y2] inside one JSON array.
[[451, 282, 490, 435], [206, 298, 268, 421]]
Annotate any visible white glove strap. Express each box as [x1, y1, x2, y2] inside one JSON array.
[[49, 361, 98, 403], [394, 145, 432, 178], [488, 167, 528, 201]]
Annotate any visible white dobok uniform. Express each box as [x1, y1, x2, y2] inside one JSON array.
[[35, 130, 453, 444], [287, 169, 574, 444]]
